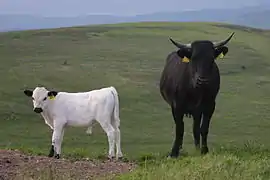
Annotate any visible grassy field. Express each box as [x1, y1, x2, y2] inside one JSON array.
[[1, 21, 270, 179]]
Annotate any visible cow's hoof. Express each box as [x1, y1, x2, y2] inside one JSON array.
[[201, 147, 209, 155], [54, 154, 60, 159], [167, 152, 179, 159]]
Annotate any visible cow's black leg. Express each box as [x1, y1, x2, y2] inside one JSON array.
[[170, 105, 184, 158], [192, 112, 202, 150], [201, 102, 215, 155]]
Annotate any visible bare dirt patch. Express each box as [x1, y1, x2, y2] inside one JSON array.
[[0, 149, 136, 180]]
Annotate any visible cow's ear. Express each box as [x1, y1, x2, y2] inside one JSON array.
[[215, 46, 228, 60], [47, 91, 58, 100], [177, 48, 192, 63], [24, 90, 33, 97]]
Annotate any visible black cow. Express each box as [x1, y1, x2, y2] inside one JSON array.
[[159, 32, 235, 158]]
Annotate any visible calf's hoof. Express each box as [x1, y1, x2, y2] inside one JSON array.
[[116, 155, 124, 161], [48, 145, 54, 157], [201, 147, 209, 155], [107, 155, 115, 161], [54, 154, 60, 159], [117, 156, 123, 160]]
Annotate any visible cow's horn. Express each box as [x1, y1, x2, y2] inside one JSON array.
[[169, 38, 191, 49], [213, 32, 235, 48]]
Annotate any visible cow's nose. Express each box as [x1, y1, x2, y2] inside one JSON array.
[[33, 107, 43, 113]]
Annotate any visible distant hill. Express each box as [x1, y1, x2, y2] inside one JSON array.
[[235, 9, 270, 29], [0, 14, 128, 32], [131, 6, 270, 29], [1, 5, 270, 32]]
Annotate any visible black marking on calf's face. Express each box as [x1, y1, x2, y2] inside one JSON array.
[[33, 107, 43, 113], [23, 90, 33, 97], [47, 91, 58, 97]]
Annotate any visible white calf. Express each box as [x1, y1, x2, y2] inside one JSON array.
[[23, 86, 123, 159]]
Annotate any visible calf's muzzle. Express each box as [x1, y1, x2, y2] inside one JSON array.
[[34, 107, 43, 113]]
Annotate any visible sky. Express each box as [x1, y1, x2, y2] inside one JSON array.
[[0, 0, 269, 17]]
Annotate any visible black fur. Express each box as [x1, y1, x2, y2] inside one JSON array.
[[160, 37, 233, 158], [47, 91, 58, 97], [24, 90, 33, 97], [54, 154, 60, 159]]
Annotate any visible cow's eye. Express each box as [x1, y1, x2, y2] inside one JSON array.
[[43, 97, 47, 101], [32, 97, 34, 100]]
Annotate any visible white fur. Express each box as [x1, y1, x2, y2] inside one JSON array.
[[26, 86, 123, 159]]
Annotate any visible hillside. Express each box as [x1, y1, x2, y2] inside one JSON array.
[[1, 5, 270, 32], [1, 22, 270, 179]]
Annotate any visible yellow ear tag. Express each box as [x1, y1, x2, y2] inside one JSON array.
[[182, 56, 190, 63], [218, 52, 224, 59], [49, 96, 55, 100]]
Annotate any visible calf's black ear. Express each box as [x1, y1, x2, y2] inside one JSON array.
[[24, 90, 33, 97], [47, 91, 58, 97]]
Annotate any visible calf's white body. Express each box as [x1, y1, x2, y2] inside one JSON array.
[[24, 86, 123, 159]]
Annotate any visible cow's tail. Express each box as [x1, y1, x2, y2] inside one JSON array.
[[110, 86, 120, 128]]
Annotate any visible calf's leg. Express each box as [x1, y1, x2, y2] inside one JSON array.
[[48, 128, 54, 157], [114, 126, 123, 160], [86, 126, 92, 135], [48, 145, 54, 157], [50, 123, 65, 159], [86, 121, 95, 135], [111, 116, 123, 160], [100, 121, 116, 159]]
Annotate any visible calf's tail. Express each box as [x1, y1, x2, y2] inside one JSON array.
[[110, 86, 120, 128]]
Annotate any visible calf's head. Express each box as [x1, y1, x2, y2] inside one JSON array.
[[23, 87, 58, 113], [170, 32, 234, 87]]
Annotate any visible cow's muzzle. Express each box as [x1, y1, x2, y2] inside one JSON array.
[[33, 107, 43, 113]]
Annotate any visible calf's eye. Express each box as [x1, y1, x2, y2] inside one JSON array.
[[43, 97, 47, 101]]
